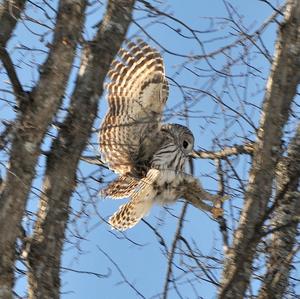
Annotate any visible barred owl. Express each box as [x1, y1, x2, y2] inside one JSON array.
[[100, 40, 224, 230]]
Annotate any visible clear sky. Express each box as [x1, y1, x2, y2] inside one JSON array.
[[0, 0, 286, 298]]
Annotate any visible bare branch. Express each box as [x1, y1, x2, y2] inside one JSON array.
[[0, 0, 86, 296], [26, 1, 135, 298], [98, 246, 146, 299], [80, 155, 108, 168], [0, 0, 27, 46], [257, 124, 300, 299], [219, 1, 300, 298], [0, 47, 24, 98], [215, 159, 229, 255], [194, 142, 254, 160], [61, 266, 111, 279], [162, 202, 188, 299], [79, 142, 255, 167], [179, 236, 221, 287]]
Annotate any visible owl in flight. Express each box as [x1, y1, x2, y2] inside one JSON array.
[[100, 39, 224, 230]]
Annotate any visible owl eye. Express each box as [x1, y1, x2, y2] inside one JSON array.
[[182, 140, 189, 149]]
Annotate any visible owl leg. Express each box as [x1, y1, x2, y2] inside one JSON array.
[[198, 189, 229, 204], [201, 191, 229, 218], [181, 176, 228, 218], [183, 176, 227, 203], [184, 194, 225, 218], [188, 199, 214, 213]]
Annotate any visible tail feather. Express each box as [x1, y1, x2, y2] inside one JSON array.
[[101, 176, 139, 199], [108, 169, 160, 230], [109, 199, 153, 230]]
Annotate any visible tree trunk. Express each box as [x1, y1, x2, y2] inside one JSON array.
[[0, 0, 85, 297], [219, 0, 300, 297], [257, 124, 300, 299], [26, 1, 135, 298]]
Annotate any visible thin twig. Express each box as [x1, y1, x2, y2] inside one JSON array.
[[97, 246, 146, 299], [61, 266, 111, 279], [179, 236, 220, 287], [215, 159, 229, 254], [195, 142, 254, 159], [162, 202, 188, 299], [0, 47, 25, 99], [80, 155, 109, 169]]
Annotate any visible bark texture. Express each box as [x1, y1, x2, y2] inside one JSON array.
[[0, 0, 27, 46], [219, 1, 300, 298], [25, 1, 135, 298], [257, 124, 300, 299], [0, 0, 85, 298], [0, 0, 27, 98]]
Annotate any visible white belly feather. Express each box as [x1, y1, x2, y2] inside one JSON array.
[[142, 168, 192, 205]]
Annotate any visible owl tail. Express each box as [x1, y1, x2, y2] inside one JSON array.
[[108, 169, 160, 230], [108, 198, 153, 230], [101, 176, 139, 199]]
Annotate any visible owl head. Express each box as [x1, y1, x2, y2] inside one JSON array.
[[161, 123, 196, 157]]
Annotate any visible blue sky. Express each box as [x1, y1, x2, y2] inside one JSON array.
[[0, 0, 288, 298]]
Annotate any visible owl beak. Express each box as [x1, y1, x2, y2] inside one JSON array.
[[190, 150, 199, 159]]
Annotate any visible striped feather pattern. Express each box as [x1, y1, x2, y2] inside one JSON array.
[[99, 40, 222, 231], [108, 169, 160, 230], [100, 39, 169, 176], [101, 176, 139, 199]]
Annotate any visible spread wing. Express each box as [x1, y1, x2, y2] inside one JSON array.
[[99, 40, 169, 176]]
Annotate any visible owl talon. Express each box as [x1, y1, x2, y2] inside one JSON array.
[[212, 195, 229, 207], [221, 195, 230, 202], [212, 207, 224, 218]]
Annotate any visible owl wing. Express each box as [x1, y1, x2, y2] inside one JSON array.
[[101, 176, 139, 199], [100, 40, 169, 176]]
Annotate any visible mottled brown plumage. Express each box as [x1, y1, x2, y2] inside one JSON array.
[[100, 40, 168, 176], [100, 40, 225, 230]]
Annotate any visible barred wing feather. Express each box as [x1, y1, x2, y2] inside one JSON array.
[[100, 40, 169, 175]]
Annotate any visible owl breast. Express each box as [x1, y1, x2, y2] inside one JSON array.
[[152, 170, 188, 204]]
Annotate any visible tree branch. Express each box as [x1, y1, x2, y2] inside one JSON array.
[[219, 0, 300, 297], [26, 1, 135, 298], [194, 142, 254, 159], [0, 0, 86, 297], [80, 155, 108, 168], [257, 124, 300, 299], [0, 0, 27, 46], [0, 0, 26, 100], [162, 202, 188, 299], [215, 159, 229, 255], [0, 47, 24, 98], [79, 142, 255, 167]]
